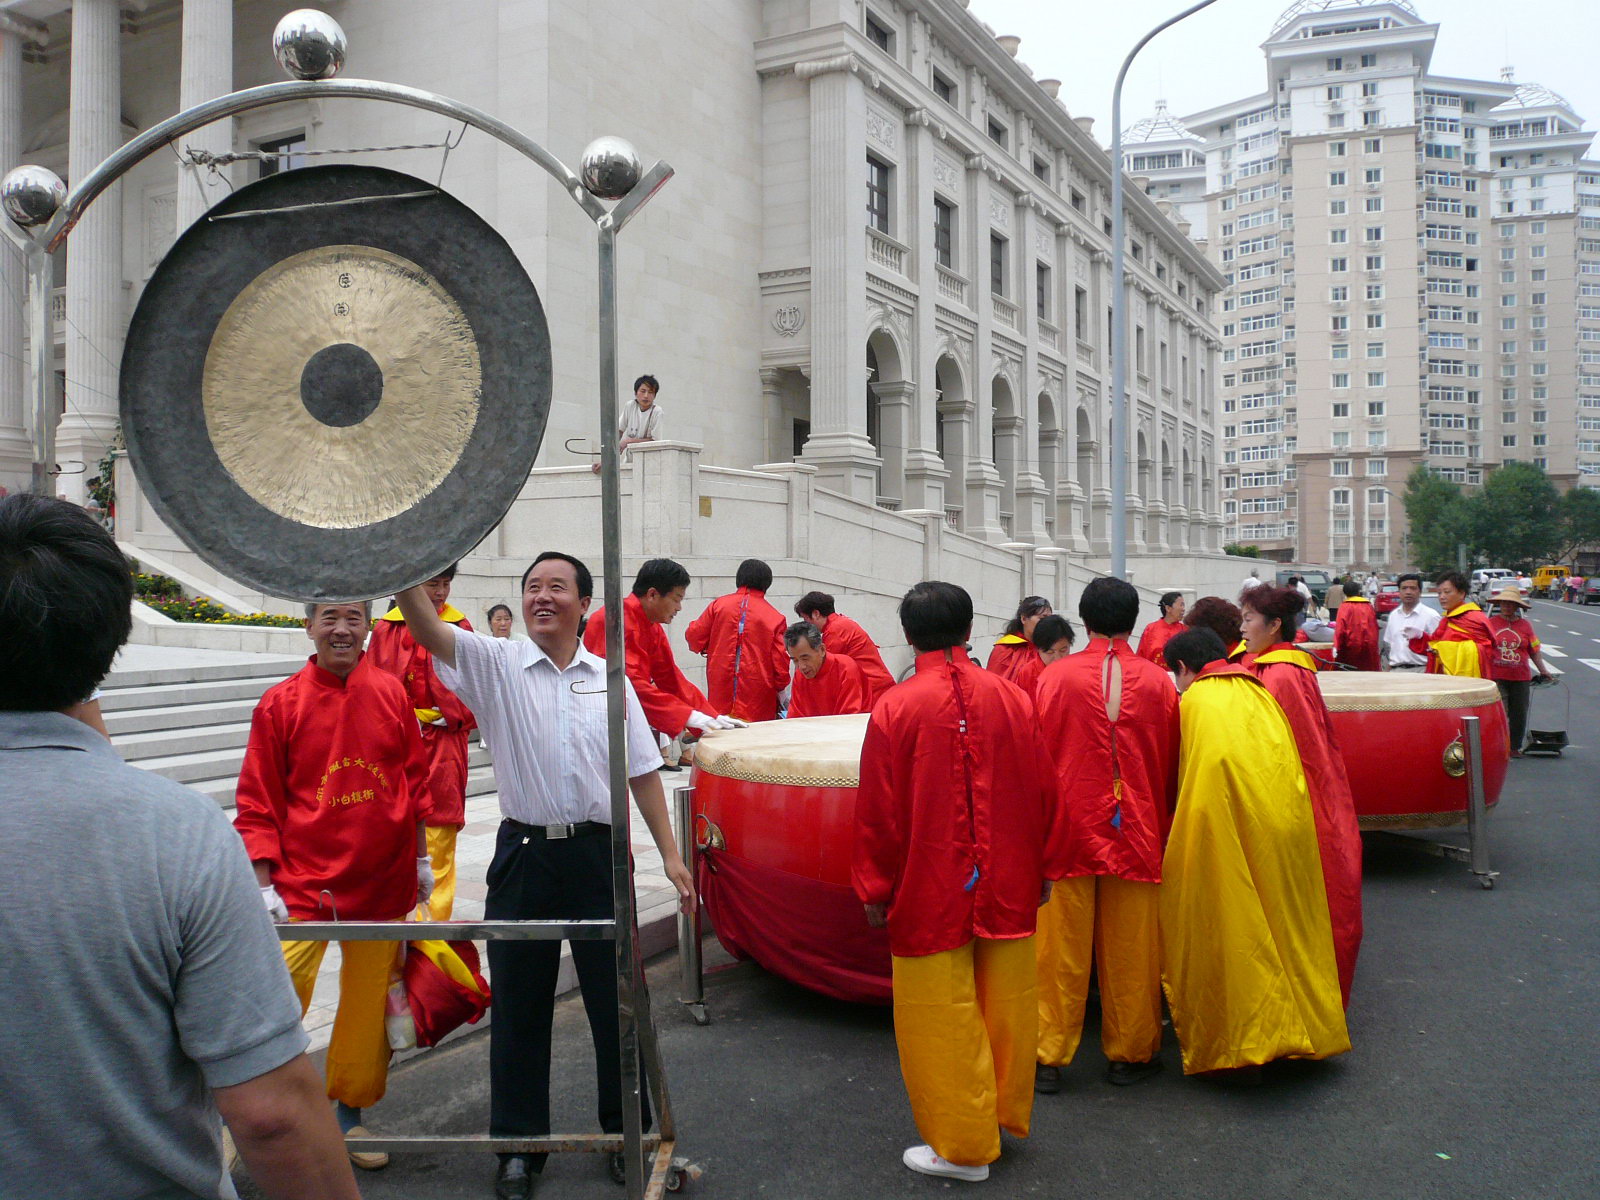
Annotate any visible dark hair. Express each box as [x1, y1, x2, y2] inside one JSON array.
[[425, 562, 458, 582], [1185, 596, 1243, 648], [303, 599, 372, 622], [0, 494, 133, 711], [1078, 576, 1140, 636], [795, 590, 836, 619], [1002, 595, 1053, 636], [1165, 627, 1228, 675], [487, 603, 513, 622], [631, 557, 690, 598], [633, 374, 660, 396], [1436, 570, 1468, 595], [1031, 613, 1075, 652], [899, 580, 973, 653], [1397, 572, 1422, 587], [1240, 583, 1303, 641], [522, 551, 594, 600], [736, 558, 773, 592], [1158, 590, 1184, 615], [784, 620, 823, 650]]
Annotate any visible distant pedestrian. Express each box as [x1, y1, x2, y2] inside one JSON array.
[[592, 374, 663, 473], [1240, 566, 1263, 593], [1324, 577, 1346, 619]]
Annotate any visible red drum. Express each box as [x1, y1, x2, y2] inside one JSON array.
[[1304, 641, 1337, 668], [690, 715, 890, 1004], [1317, 673, 1509, 830]]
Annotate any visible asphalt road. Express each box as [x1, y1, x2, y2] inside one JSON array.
[[241, 607, 1599, 1200]]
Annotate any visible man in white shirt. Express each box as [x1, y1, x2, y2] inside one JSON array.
[[592, 374, 663, 472], [1381, 573, 1441, 670], [396, 551, 693, 1200], [1240, 566, 1263, 593]]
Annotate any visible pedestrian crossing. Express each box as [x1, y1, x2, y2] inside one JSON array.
[[1542, 645, 1567, 657], [1582, 659, 1600, 673]]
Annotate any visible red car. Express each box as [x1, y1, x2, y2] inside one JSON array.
[[1374, 582, 1402, 616]]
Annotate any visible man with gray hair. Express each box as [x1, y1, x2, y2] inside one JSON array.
[[233, 598, 434, 1168]]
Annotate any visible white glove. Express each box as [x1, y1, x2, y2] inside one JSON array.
[[259, 885, 289, 924], [416, 856, 435, 905], [687, 710, 742, 731]]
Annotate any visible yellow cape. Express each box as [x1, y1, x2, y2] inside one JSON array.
[[1161, 669, 1350, 1073], [381, 603, 467, 624]]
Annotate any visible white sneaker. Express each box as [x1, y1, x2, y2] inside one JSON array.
[[902, 1144, 989, 1182]]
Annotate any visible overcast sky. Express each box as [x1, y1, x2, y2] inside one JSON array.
[[967, 0, 1600, 144]]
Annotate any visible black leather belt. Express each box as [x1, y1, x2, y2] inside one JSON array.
[[503, 818, 610, 841]]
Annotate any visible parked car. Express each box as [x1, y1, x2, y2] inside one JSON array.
[[1275, 568, 1334, 605], [1374, 581, 1402, 616], [1585, 578, 1600, 606]]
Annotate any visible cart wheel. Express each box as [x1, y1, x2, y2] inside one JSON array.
[[666, 1166, 686, 1192], [1479, 877, 1495, 890]]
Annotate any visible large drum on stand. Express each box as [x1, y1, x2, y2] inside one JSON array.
[[1318, 673, 1509, 830], [690, 715, 891, 1004]]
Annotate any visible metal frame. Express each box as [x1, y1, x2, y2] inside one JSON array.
[[673, 785, 709, 1026], [5, 76, 684, 1199], [1368, 714, 1499, 889]]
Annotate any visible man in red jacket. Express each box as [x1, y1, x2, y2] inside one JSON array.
[[795, 590, 895, 700], [854, 581, 1066, 1183], [684, 559, 790, 722], [366, 563, 477, 919], [1032, 577, 1179, 1093], [785, 622, 870, 718], [584, 559, 739, 744], [234, 600, 432, 1168]]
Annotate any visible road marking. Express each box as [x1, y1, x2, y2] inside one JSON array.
[[1542, 646, 1567, 657], [1581, 659, 1600, 673]]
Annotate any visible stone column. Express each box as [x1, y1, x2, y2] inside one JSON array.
[[176, 0, 233, 233], [1010, 198, 1047, 545], [0, 20, 30, 489], [60, 0, 122, 503], [904, 111, 947, 514], [964, 154, 1004, 541], [797, 55, 879, 501], [872, 379, 914, 505]]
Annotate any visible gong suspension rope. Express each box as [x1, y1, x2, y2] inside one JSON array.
[[180, 123, 468, 176]]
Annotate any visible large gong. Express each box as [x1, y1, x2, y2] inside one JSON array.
[[120, 164, 551, 601]]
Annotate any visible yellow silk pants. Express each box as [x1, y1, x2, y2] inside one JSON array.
[[891, 936, 1037, 1168], [1036, 875, 1162, 1067], [425, 824, 459, 922], [283, 932, 400, 1110]]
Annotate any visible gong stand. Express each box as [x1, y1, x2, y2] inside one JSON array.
[[3, 57, 685, 1200]]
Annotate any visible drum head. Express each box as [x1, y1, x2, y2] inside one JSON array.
[[120, 164, 552, 602], [693, 714, 870, 787]]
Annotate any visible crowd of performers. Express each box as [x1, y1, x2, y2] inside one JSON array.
[[227, 552, 1535, 1186]]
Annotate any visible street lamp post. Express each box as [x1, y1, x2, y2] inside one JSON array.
[[1110, 0, 1220, 580]]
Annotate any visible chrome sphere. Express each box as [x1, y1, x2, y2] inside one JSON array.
[[580, 136, 642, 201], [1, 165, 67, 229], [272, 9, 348, 81]]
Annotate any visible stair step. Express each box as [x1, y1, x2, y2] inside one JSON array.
[[113, 721, 254, 762], [104, 656, 305, 691], [102, 697, 261, 736], [139, 746, 247, 786], [99, 676, 285, 713]]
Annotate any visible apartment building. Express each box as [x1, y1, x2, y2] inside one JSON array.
[[1126, 0, 1600, 569]]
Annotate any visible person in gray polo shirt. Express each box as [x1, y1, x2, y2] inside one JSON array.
[[0, 494, 359, 1200]]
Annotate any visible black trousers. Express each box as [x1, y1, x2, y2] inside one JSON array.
[[1496, 679, 1531, 751], [484, 821, 651, 1170]]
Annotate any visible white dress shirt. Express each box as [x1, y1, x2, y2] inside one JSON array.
[[1382, 602, 1441, 667], [437, 629, 662, 826]]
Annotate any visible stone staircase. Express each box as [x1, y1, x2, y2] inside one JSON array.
[[99, 655, 499, 810]]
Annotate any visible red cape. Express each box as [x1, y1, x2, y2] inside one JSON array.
[[583, 593, 710, 736], [1427, 604, 1494, 678], [1251, 645, 1364, 1007], [1333, 597, 1380, 672], [853, 647, 1066, 957], [684, 588, 789, 722], [1135, 617, 1183, 667], [1034, 636, 1180, 882]]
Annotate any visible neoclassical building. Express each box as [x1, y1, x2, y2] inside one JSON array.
[[2, 0, 1224, 564]]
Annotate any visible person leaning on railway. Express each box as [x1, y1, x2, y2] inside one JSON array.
[[0, 493, 360, 1200], [397, 551, 694, 1200]]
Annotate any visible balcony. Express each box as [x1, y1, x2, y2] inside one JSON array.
[[935, 267, 968, 307], [867, 228, 908, 276], [992, 295, 1020, 331], [1038, 320, 1060, 353]]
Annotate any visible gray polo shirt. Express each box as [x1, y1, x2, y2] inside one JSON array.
[[0, 712, 309, 1199]]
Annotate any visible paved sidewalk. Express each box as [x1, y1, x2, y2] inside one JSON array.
[[300, 786, 686, 1054]]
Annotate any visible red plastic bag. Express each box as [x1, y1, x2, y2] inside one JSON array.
[[402, 937, 492, 1048]]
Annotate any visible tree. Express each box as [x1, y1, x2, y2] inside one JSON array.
[[1224, 542, 1260, 558], [1402, 465, 1471, 574], [1555, 486, 1600, 561], [1467, 461, 1563, 569]]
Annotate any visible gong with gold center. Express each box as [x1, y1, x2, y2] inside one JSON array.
[[120, 164, 551, 601]]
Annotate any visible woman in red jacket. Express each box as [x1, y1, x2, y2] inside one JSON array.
[[1135, 591, 1186, 666], [986, 596, 1052, 683]]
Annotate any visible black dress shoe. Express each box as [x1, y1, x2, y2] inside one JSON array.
[[608, 1151, 628, 1184], [1034, 1064, 1062, 1094], [1106, 1058, 1163, 1086], [495, 1155, 535, 1200]]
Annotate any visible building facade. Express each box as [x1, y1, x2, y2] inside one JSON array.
[[1, 0, 1224, 565], [1127, 0, 1600, 570]]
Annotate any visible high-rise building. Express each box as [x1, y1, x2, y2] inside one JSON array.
[[1127, 0, 1600, 569]]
